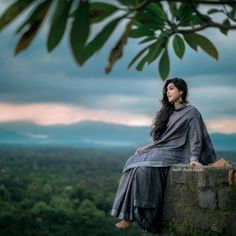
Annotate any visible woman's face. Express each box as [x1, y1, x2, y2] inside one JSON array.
[[166, 82, 183, 103]]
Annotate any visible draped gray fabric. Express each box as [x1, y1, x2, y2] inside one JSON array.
[[111, 104, 217, 233], [111, 166, 170, 233], [122, 104, 216, 173]]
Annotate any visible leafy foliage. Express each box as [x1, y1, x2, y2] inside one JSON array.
[[0, 145, 142, 236], [0, 0, 236, 80], [47, 0, 73, 52], [0, 145, 235, 235]]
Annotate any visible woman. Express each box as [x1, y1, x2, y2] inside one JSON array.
[[110, 78, 217, 233]]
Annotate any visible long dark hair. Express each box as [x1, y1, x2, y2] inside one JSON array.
[[150, 77, 189, 141]]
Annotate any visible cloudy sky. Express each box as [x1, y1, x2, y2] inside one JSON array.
[[0, 1, 236, 135]]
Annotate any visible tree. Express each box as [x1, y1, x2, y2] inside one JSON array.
[[0, 0, 236, 80]]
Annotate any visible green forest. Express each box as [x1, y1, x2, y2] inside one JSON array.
[[0, 145, 142, 236], [0, 145, 235, 236]]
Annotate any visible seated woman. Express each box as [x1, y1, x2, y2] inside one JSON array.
[[110, 77, 217, 233]]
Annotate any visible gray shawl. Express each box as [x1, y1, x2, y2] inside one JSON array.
[[122, 104, 217, 173]]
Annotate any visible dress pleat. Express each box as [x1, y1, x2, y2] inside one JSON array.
[[111, 166, 170, 233]]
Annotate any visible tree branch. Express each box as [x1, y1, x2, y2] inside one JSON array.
[[170, 21, 236, 35], [156, 0, 236, 4], [129, 0, 150, 11], [189, 1, 210, 23], [126, 0, 236, 12], [223, 4, 236, 22]]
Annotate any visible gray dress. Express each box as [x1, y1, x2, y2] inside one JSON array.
[[111, 104, 217, 233]]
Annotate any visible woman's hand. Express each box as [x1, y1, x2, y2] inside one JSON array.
[[135, 147, 145, 154], [135, 142, 156, 154], [190, 160, 203, 166]]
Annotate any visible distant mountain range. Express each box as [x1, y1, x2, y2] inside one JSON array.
[[0, 121, 236, 151]]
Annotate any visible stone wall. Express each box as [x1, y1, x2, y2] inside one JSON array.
[[145, 164, 236, 236]]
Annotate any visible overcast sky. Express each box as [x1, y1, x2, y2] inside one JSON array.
[[0, 1, 236, 134]]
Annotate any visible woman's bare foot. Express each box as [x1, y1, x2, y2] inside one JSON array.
[[115, 220, 133, 229]]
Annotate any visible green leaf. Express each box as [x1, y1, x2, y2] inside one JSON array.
[[189, 15, 205, 25], [147, 40, 164, 64], [188, 33, 218, 60], [129, 27, 154, 38], [168, 1, 177, 18], [89, 2, 118, 23], [81, 16, 124, 64], [146, 3, 167, 21], [176, 3, 189, 21], [207, 9, 222, 15], [220, 18, 231, 36], [135, 10, 164, 30], [159, 49, 169, 80], [135, 52, 150, 71], [118, 0, 140, 7], [0, 0, 33, 31], [229, 8, 236, 19], [173, 35, 185, 59], [138, 36, 156, 44], [199, 14, 212, 22], [16, 0, 52, 33], [178, 5, 194, 26], [15, 0, 52, 55], [128, 43, 155, 69], [133, 39, 164, 71], [47, 0, 73, 52], [70, 1, 90, 65], [183, 34, 198, 51]]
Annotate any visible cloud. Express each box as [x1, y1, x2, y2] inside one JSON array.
[[1, 102, 236, 134], [1, 72, 235, 119], [206, 119, 236, 134], [189, 83, 236, 120], [24, 132, 48, 139], [0, 102, 151, 127], [0, 2, 236, 136]]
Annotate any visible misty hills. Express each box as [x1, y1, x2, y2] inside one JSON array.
[[0, 121, 236, 151], [0, 121, 150, 148]]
